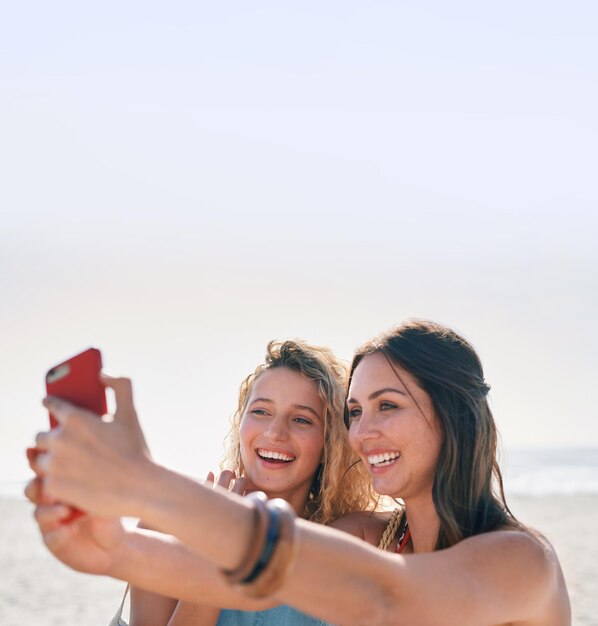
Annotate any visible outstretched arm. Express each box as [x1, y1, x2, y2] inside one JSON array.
[[34, 381, 565, 626]]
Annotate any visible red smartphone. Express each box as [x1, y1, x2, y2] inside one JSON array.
[[44, 347, 107, 523], [46, 347, 107, 428]]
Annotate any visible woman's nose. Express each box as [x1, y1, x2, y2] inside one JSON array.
[[350, 411, 380, 442], [263, 416, 288, 440]]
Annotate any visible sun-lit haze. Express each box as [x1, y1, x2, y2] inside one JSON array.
[[1, 2, 597, 487]]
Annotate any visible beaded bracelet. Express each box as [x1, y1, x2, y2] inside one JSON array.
[[224, 495, 298, 598]]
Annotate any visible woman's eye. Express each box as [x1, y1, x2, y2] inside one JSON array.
[[379, 402, 397, 411], [347, 407, 362, 421], [293, 416, 312, 425], [251, 409, 269, 416]]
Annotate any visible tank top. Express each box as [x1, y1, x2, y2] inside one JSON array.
[[216, 605, 333, 625]]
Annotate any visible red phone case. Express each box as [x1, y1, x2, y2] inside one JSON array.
[[44, 347, 107, 523], [46, 347, 107, 428]]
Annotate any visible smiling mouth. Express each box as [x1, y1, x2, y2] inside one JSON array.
[[256, 448, 296, 464], [367, 452, 400, 468]]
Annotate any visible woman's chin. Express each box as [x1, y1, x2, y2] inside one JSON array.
[[370, 473, 402, 498]]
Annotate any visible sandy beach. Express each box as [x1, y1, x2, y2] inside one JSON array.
[[508, 494, 598, 626], [1, 494, 596, 625], [0, 498, 126, 626]]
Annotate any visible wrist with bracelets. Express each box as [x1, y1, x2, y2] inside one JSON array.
[[223, 492, 298, 598]]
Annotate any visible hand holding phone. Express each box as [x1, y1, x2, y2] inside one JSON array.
[[35, 373, 150, 520], [43, 347, 107, 522]]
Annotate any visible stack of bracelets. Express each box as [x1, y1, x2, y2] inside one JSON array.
[[223, 492, 298, 597]]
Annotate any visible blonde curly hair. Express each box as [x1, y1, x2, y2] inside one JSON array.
[[221, 339, 375, 524]]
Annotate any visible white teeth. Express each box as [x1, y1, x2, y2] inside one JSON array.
[[257, 449, 295, 462], [367, 452, 400, 466]]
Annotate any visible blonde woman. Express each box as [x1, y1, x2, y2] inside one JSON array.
[[134, 339, 373, 626]]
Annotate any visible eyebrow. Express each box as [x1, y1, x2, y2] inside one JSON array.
[[346, 387, 407, 404], [249, 397, 274, 404], [248, 398, 322, 421], [294, 404, 322, 421]]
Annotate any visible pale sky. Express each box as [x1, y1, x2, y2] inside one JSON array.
[[1, 1, 597, 483]]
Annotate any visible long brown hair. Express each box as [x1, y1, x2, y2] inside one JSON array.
[[222, 339, 375, 525], [346, 319, 519, 549]]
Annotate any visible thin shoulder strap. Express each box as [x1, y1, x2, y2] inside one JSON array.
[[108, 584, 130, 626], [377, 508, 404, 551]]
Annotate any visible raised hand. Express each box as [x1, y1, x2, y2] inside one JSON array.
[[205, 469, 253, 497]]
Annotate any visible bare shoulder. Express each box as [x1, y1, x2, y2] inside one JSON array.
[[459, 527, 557, 564], [329, 510, 395, 546], [455, 527, 565, 599], [432, 528, 569, 625]]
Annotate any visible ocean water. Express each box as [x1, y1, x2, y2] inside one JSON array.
[[502, 448, 598, 496]]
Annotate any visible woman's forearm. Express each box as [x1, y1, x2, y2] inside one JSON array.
[[279, 522, 391, 625], [108, 527, 275, 612], [131, 463, 256, 572]]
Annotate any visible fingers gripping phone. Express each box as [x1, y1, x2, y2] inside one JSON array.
[[44, 347, 107, 521], [46, 347, 107, 428]]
